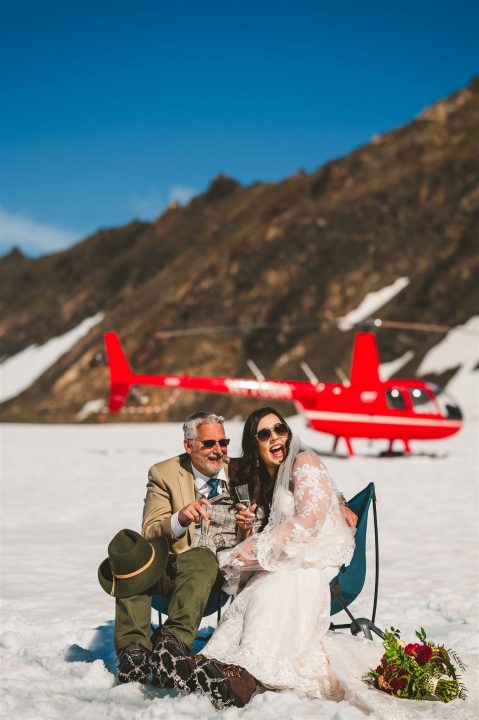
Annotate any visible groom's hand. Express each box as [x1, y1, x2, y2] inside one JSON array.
[[178, 497, 212, 527]]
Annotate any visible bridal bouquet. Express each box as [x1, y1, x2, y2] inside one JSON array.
[[363, 627, 467, 703]]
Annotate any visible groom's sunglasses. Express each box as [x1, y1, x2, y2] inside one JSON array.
[[256, 422, 289, 442], [200, 438, 230, 449]]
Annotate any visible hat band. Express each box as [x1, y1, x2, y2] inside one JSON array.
[[110, 543, 156, 596]]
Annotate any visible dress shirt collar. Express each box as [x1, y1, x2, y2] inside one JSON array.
[[191, 463, 226, 496]]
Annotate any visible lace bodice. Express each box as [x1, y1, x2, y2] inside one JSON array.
[[218, 447, 355, 593]]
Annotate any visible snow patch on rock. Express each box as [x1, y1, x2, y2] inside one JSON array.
[[338, 277, 410, 331], [0, 312, 104, 402]]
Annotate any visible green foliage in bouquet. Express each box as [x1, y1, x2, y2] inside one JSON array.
[[363, 627, 467, 703]]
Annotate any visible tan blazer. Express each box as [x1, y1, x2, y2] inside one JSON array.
[[142, 453, 237, 554]]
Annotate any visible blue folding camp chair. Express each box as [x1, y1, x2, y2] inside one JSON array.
[[329, 482, 384, 640]]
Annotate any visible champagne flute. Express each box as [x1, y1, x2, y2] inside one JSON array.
[[236, 484, 254, 528], [200, 504, 214, 536]]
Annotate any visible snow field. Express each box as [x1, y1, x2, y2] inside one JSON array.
[[1, 415, 478, 719]]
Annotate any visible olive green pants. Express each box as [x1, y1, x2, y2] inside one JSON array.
[[114, 547, 219, 653]]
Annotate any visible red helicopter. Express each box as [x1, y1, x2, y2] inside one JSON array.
[[104, 331, 463, 456]]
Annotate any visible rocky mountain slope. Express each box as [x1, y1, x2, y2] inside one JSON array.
[[1, 77, 478, 423]]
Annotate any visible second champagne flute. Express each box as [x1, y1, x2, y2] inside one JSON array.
[[236, 484, 254, 528]]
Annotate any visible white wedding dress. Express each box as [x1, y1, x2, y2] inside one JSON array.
[[202, 444, 479, 720], [202, 444, 479, 718], [203, 445, 384, 699]]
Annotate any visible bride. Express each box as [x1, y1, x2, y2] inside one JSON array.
[[168, 406, 383, 710]]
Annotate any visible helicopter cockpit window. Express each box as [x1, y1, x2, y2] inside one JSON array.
[[427, 384, 463, 420], [407, 388, 438, 415], [385, 388, 407, 410]]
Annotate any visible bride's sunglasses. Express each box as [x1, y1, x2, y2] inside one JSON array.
[[200, 438, 230, 449], [256, 422, 289, 442]]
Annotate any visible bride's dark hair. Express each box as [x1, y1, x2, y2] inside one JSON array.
[[238, 406, 292, 529]]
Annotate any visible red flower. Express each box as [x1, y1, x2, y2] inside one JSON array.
[[381, 663, 409, 695], [415, 645, 433, 664], [405, 643, 421, 655], [390, 677, 407, 692], [404, 643, 433, 664]]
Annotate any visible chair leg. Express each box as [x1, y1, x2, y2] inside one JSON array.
[[330, 579, 383, 640], [330, 580, 361, 633], [338, 603, 362, 634], [350, 617, 384, 640]]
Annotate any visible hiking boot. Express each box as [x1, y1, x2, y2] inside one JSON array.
[[117, 642, 150, 684], [191, 656, 257, 709], [150, 628, 191, 690]]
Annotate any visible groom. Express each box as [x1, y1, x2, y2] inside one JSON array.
[[110, 410, 245, 687]]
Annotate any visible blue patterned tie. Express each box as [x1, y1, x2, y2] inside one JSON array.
[[207, 477, 220, 499]]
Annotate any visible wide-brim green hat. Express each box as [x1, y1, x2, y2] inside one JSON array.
[[98, 529, 169, 598]]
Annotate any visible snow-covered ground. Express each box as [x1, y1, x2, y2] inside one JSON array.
[[1, 410, 478, 719]]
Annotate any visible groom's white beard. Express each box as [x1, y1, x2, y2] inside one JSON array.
[[204, 454, 223, 475]]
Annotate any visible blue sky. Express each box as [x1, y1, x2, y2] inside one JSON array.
[[0, 0, 477, 256]]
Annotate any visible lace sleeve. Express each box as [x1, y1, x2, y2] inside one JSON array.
[[218, 442, 355, 592], [253, 453, 329, 559], [291, 451, 332, 533]]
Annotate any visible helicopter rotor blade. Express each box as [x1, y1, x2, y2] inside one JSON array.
[[153, 318, 479, 340], [370, 318, 479, 336]]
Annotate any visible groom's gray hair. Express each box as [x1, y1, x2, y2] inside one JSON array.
[[182, 411, 225, 440]]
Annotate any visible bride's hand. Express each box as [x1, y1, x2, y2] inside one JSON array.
[[235, 502, 257, 534]]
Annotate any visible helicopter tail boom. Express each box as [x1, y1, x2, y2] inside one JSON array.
[[104, 331, 318, 412]]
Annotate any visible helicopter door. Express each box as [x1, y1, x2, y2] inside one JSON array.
[[407, 388, 439, 415], [385, 388, 408, 410]]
